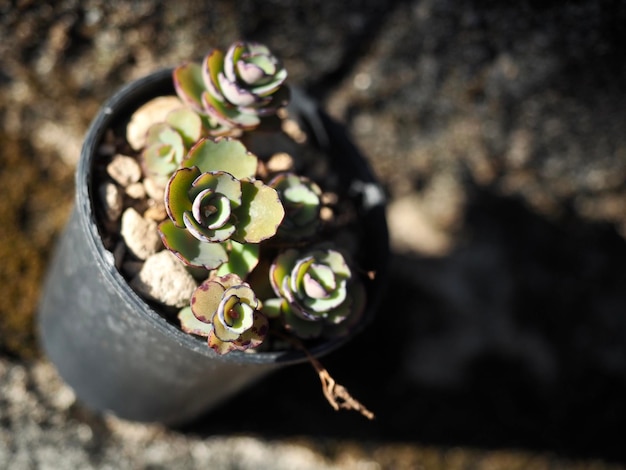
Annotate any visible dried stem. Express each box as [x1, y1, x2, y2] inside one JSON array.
[[278, 332, 375, 420]]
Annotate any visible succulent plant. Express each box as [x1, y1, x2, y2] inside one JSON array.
[[269, 173, 322, 239], [173, 41, 289, 134], [178, 273, 269, 354], [141, 107, 203, 184], [158, 138, 285, 270], [264, 247, 365, 338]]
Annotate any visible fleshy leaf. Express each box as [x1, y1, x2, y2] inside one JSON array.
[[201, 90, 261, 129], [178, 306, 213, 337], [173, 62, 206, 111], [188, 171, 242, 206], [269, 249, 298, 295], [261, 297, 284, 318], [191, 279, 225, 323], [165, 167, 201, 226], [202, 48, 225, 103], [159, 219, 228, 269], [215, 240, 260, 279], [166, 108, 203, 147], [282, 302, 324, 339], [208, 332, 236, 354], [232, 180, 284, 243], [183, 138, 258, 180], [182, 211, 235, 242], [231, 310, 268, 350], [143, 144, 179, 179]]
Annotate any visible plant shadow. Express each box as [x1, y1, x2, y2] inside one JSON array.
[[182, 186, 626, 464]]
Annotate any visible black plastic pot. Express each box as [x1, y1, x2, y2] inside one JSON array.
[[37, 69, 388, 426]]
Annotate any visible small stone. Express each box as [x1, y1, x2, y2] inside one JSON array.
[[387, 195, 452, 257], [144, 204, 167, 222], [125, 182, 146, 199], [143, 177, 166, 202], [107, 154, 142, 187], [282, 118, 307, 144], [120, 207, 162, 260], [99, 181, 123, 221], [126, 96, 183, 151], [266, 152, 294, 173], [320, 206, 334, 221], [321, 192, 339, 205], [130, 250, 198, 308]]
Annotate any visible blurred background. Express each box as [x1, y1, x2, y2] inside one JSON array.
[[2, 1, 626, 468]]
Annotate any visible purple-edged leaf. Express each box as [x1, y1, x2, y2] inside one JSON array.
[[188, 170, 242, 205], [217, 71, 259, 107], [282, 303, 324, 339], [207, 331, 237, 355], [269, 248, 298, 296], [324, 280, 366, 337], [178, 306, 213, 337], [201, 49, 225, 102], [159, 219, 228, 269], [212, 315, 242, 342], [231, 311, 268, 351], [245, 42, 272, 57], [173, 62, 205, 111], [237, 60, 265, 85], [232, 180, 284, 244], [244, 54, 277, 77], [164, 167, 201, 225], [201, 90, 260, 130], [184, 138, 258, 180], [223, 42, 244, 83], [183, 211, 236, 242], [190, 278, 225, 323], [245, 85, 290, 116], [249, 68, 287, 97]]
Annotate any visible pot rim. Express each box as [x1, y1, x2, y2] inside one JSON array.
[[76, 68, 388, 365]]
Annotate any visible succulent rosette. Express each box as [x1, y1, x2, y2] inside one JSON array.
[[173, 41, 289, 133], [269, 173, 322, 239], [158, 138, 285, 270], [265, 247, 366, 338], [178, 274, 269, 354]]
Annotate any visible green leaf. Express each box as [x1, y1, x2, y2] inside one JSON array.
[[190, 279, 225, 323], [143, 144, 179, 178], [231, 310, 268, 350], [188, 171, 242, 206], [165, 167, 201, 226], [201, 90, 261, 129], [183, 138, 258, 180], [269, 249, 298, 295], [173, 62, 206, 111], [215, 241, 259, 279], [202, 48, 226, 102], [208, 331, 236, 355], [260, 297, 283, 318], [232, 180, 284, 243], [159, 219, 228, 269], [166, 108, 202, 148], [282, 303, 324, 339], [178, 306, 213, 337]]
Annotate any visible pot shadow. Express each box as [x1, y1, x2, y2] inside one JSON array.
[[182, 186, 626, 464]]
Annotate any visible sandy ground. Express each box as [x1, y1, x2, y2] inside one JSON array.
[[1, 1, 626, 468]]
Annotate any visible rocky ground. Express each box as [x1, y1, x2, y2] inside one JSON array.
[[2, 0, 626, 468]]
